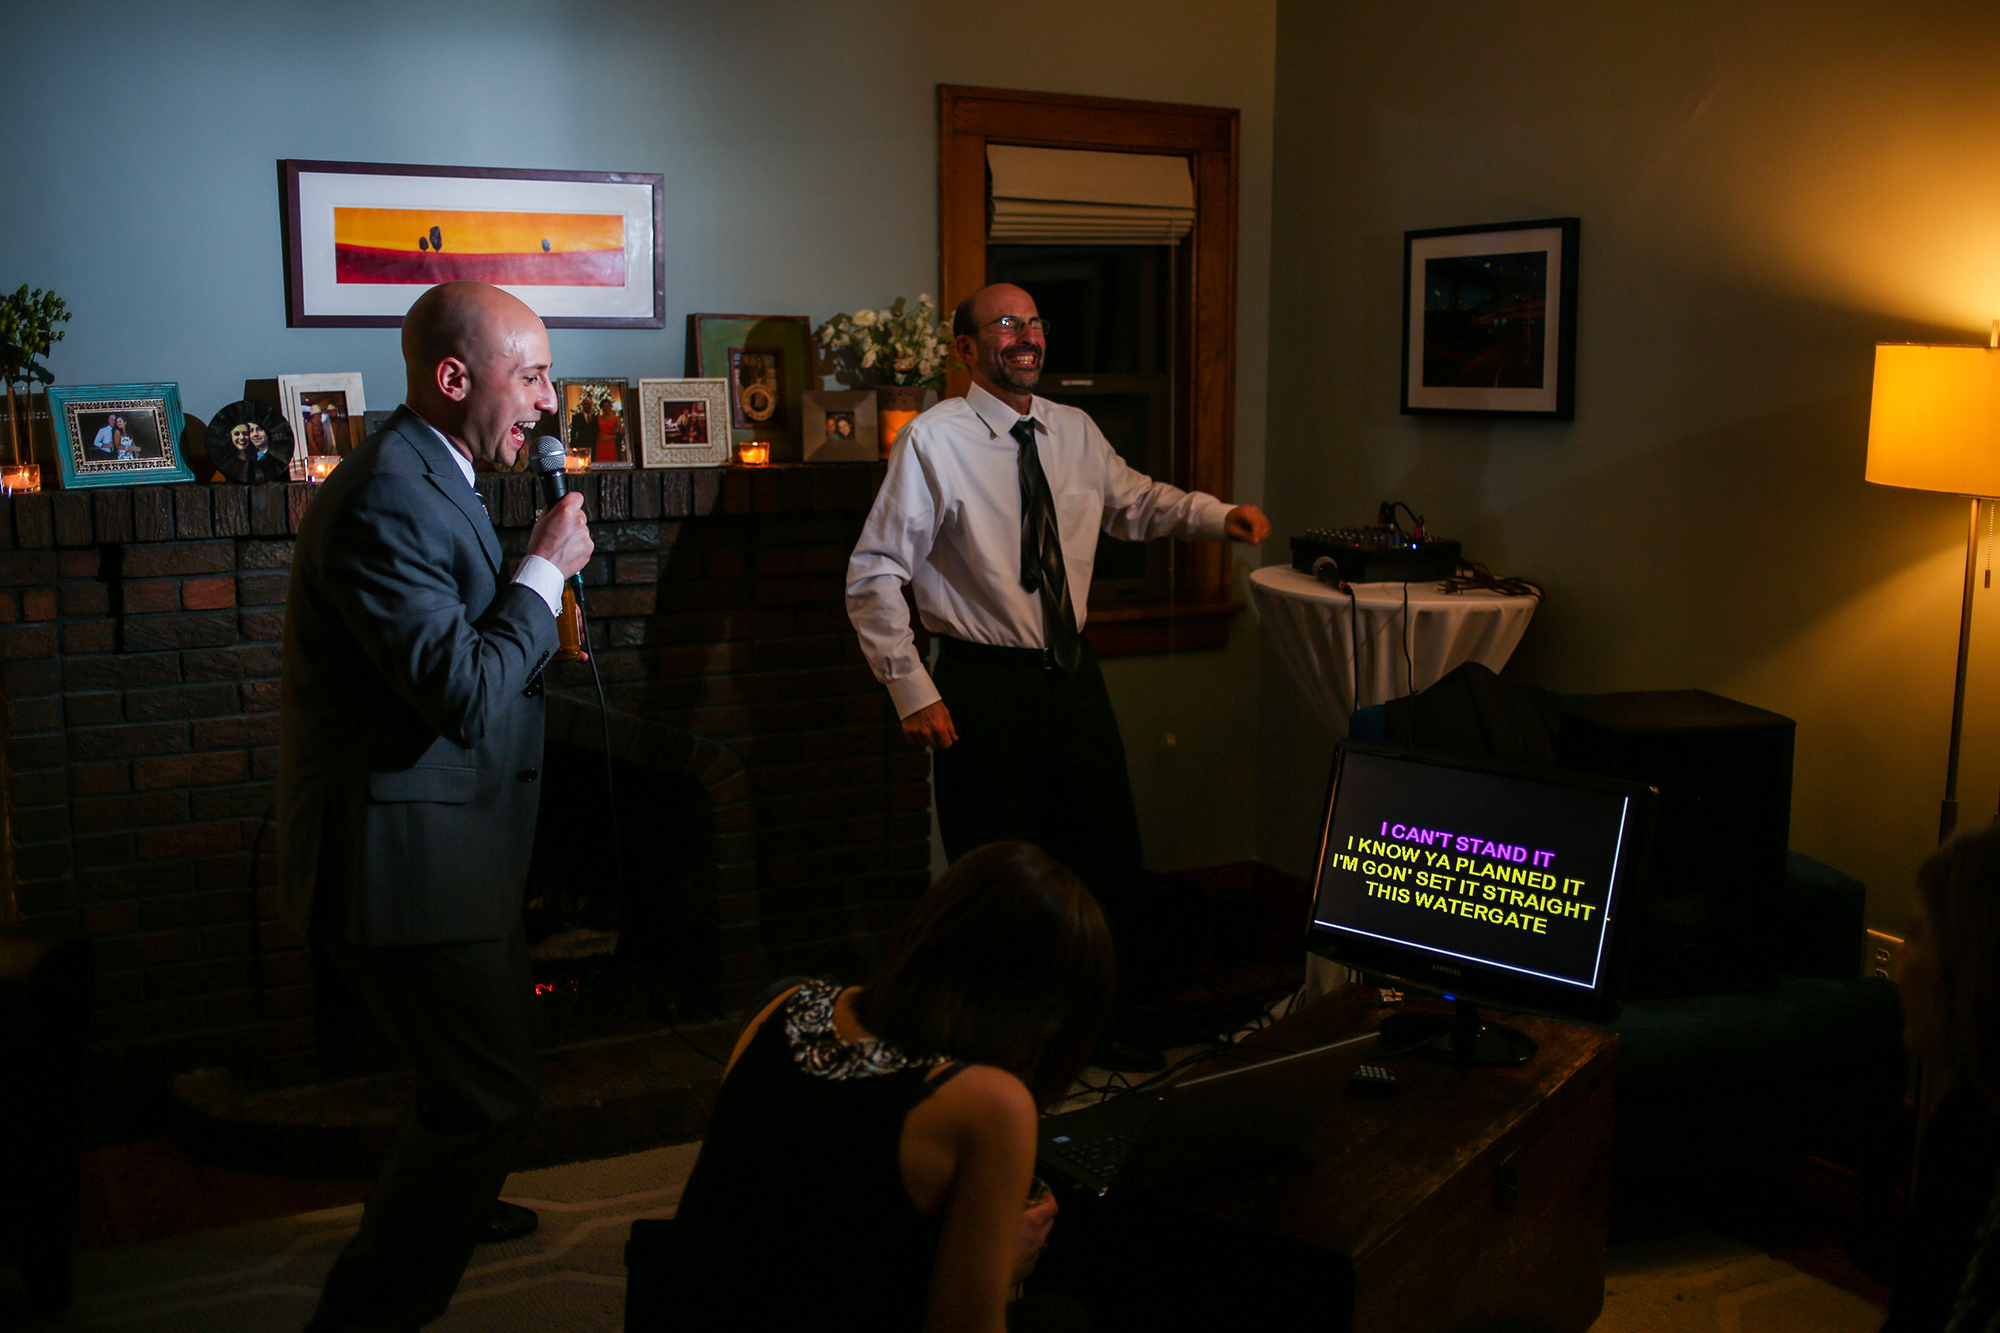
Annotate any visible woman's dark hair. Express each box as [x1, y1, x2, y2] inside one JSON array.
[[853, 841, 1115, 1106], [1917, 824, 2000, 1110]]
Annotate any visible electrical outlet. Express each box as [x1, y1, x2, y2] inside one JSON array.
[[1865, 929, 1904, 983]]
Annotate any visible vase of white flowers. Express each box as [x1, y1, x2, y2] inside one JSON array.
[[816, 295, 958, 458]]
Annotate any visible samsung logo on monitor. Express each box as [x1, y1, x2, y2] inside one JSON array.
[[1431, 964, 1462, 976]]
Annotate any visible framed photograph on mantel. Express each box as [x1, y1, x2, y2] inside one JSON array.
[[802, 389, 879, 462], [278, 373, 367, 472], [687, 314, 812, 460], [638, 378, 731, 468], [279, 159, 665, 328], [555, 378, 634, 469], [46, 383, 197, 489], [1401, 217, 1579, 419]]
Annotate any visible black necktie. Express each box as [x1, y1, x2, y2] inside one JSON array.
[[1012, 418, 1081, 673]]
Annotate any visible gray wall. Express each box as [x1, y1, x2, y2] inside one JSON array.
[[3, 0, 1276, 873], [1261, 0, 2000, 930]]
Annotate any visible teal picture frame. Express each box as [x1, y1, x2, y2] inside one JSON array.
[[47, 382, 196, 488]]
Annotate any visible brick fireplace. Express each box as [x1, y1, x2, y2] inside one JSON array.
[[0, 464, 931, 1138]]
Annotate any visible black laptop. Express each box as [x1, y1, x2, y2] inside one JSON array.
[[1036, 1032, 1378, 1197]]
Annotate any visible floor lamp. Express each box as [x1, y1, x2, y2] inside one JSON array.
[[1865, 341, 2000, 841]]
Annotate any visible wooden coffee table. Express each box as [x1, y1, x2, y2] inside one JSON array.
[[1168, 1002, 1618, 1333]]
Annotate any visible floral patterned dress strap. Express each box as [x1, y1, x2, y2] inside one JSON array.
[[781, 978, 931, 1081]]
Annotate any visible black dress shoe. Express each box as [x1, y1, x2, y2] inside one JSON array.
[[480, 1200, 539, 1245], [1092, 1035, 1166, 1073]]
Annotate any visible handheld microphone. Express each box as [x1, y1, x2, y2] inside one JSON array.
[[525, 433, 590, 663], [526, 434, 587, 595]]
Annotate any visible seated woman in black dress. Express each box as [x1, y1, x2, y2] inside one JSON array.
[[1886, 823, 2000, 1333], [666, 841, 1115, 1332]]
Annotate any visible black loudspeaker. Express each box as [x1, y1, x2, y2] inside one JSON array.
[[1558, 690, 1794, 997]]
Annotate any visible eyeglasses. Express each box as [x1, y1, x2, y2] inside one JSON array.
[[978, 315, 1050, 336]]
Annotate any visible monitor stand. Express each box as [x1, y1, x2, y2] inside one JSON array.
[[1380, 999, 1537, 1067]]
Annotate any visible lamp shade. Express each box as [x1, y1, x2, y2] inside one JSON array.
[[1866, 344, 2000, 497]]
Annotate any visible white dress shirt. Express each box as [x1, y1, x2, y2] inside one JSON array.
[[847, 381, 1232, 719], [411, 414, 566, 616]]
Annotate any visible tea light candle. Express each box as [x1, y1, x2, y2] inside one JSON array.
[[737, 442, 770, 466], [1, 463, 40, 495], [564, 447, 592, 473], [306, 455, 340, 484]]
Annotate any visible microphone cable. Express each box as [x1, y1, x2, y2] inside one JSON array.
[[577, 561, 725, 1069]]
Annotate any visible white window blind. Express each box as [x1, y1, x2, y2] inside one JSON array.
[[986, 144, 1194, 244]]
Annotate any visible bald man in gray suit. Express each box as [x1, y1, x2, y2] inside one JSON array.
[[279, 282, 592, 1331]]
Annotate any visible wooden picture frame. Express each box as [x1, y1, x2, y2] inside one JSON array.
[[686, 314, 812, 461], [46, 383, 196, 489], [802, 389, 880, 462], [637, 378, 731, 468], [279, 159, 666, 328], [554, 378, 634, 469], [1401, 217, 1579, 419]]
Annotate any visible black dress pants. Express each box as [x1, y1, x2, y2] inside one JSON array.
[[932, 637, 1198, 1007], [306, 930, 537, 1333], [932, 637, 1144, 887]]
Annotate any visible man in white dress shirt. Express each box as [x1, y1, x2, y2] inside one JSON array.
[[846, 283, 1268, 1057]]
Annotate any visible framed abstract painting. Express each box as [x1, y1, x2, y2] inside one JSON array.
[[1401, 217, 1579, 419], [279, 159, 665, 328]]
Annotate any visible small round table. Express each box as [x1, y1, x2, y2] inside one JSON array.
[[1250, 564, 1542, 1005], [1249, 565, 1540, 734]]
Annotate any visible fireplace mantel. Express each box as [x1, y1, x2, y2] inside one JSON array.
[[0, 464, 939, 1137]]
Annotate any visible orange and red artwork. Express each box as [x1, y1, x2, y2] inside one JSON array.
[[333, 208, 625, 286]]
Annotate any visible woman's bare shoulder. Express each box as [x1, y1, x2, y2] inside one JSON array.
[[924, 1063, 1038, 1138]]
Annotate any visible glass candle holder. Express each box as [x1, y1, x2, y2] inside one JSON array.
[[306, 455, 340, 484], [564, 447, 592, 473], [1, 463, 40, 495], [737, 442, 770, 466]]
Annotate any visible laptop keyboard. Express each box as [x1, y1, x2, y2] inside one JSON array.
[[1045, 1127, 1140, 1178]]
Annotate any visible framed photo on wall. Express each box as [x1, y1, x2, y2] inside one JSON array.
[[1401, 217, 1579, 419], [802, 389, 879, 462], [555, 378, 633, 469], [687, 314, 812, 460], [47, 383, 197, 488], [279, 373, 367, 471], [279, 159, 666, 328], [638, 378, 731, 468]]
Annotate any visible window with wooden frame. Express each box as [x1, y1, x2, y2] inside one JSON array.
[[938, 84, 1241, 656]]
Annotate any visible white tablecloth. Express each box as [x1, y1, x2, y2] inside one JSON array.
[[1251, 564, 1540, 1005], [1249, 565, 1540, 733]]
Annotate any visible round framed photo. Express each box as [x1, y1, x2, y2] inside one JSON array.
[[207, 400, 293, 484]]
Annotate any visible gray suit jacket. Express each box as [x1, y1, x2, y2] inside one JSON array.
[[278, 407, 557, 945]]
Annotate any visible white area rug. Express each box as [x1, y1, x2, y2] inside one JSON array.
[[39, 1145, 1882, 1332], [47, 1143, 698, 1333]]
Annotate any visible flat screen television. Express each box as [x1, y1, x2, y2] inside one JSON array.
[[1304, 742, 1656, 1064]]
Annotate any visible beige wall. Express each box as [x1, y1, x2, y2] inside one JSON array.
[[1260, 0, 2000, 931]]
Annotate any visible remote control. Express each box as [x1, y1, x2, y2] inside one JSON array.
[[1348, 1062, 1401, 1093]]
